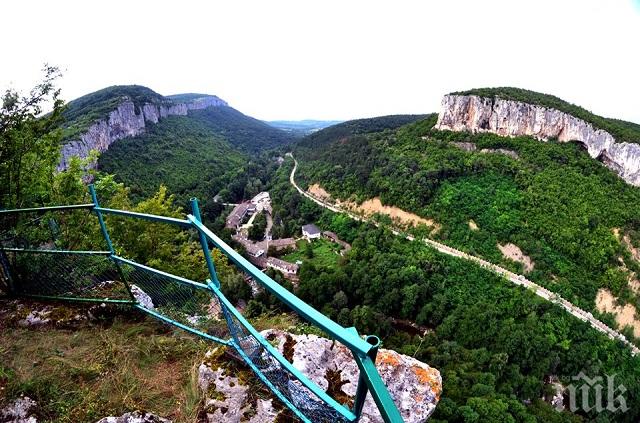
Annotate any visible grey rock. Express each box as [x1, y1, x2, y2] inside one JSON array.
[[95, 411, 171, 423], [262, 330, 441, 423], [435, 94, 640, 186], [130, 285, 154, 310], [58, 95, 227, 171], [198, 332, 441, 422], [0, 396, 38, 423]]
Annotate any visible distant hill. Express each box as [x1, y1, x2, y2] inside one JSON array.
[[267, 120, 343, 136], [295, 114, 427, 152], [60, 85, 294, 202]]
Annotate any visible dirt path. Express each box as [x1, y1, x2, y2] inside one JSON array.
[[287, 154, 639, 355]]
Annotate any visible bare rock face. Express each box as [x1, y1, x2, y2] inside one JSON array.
[[263, 330, 441, 423], [0, 396, 38, 423], [95, 411, 171, 423], [130, 284, 155, 310], [435, 94, 640, 186], [58, 95, 227, 171], [197, 331, 441, 422]]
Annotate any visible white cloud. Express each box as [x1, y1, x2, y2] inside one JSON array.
[[1, 0, 639, 122]]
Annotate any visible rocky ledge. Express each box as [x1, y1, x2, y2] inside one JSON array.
[[58, 95, 227, 171], [435, 94, 640, 186], [198, 329, 442, 423]]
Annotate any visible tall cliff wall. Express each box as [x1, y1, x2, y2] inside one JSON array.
[[434, 94, 640, 186], [58, 96, 227, 171]]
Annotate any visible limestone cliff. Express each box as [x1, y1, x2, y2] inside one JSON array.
[[198, 329, 442, 423], [434, 94, 640, 186], [58, 95, 227, 171]]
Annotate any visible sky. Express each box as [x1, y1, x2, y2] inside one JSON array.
[[2, 0, 640, 122]]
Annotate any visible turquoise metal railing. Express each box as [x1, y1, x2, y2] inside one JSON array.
[[0, 185, 405, 423]]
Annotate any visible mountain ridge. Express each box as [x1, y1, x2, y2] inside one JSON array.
[[58, 85, 294, 171]]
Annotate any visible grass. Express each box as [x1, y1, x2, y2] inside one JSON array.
[[0, 302, 212, 423], [282, 239, 342, 270], [0, 301, 338, 423]]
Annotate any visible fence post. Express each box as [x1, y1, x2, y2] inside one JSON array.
[[0, 250, 15, 295], [353, 334, 381, 418], [190, 198, 220, 287], [88, 184, 136, 303]]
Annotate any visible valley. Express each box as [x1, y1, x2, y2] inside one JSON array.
[[289, 154, 640, 355], [3, 79, 640, 423]]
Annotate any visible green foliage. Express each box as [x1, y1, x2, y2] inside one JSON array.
[[295, 116, 640, 313], [97, 113, 245, 203], [282, 239, 342, 270], [248, 212, 267, 241], [184, 106, 296, 153], [295, 114, 427, 152], [0, 65, 65, 209], [454, 87, 640, 144]]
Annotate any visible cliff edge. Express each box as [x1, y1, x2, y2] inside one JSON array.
[[435, 94, 640, 186]]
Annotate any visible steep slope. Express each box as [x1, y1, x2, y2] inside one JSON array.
[[59, 86, 229, 170], [59, 85, 295, 170], [293, 100, 640, 343], [437, 90, 640, 185], [97, 113, 245, 201], [453, 87, 640, 144]]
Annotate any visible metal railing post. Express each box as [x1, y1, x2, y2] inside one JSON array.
[[190, 198, 220, 287], [353, 334, 381, 418], [88, 184, 136, 303]]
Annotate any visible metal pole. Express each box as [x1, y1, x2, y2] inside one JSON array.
[[89, 185, 114, 253], [353, 334, 381, 418], [190, 198, 220, 287], [88, 184, 136, 303]]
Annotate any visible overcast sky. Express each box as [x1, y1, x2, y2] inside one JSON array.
[[2, 0, 639, 122]]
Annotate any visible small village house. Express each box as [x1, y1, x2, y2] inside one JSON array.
[[302, 224, 321, 241]]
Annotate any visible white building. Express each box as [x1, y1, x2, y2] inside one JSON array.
[[302, 224, 321, 240], [266, 257, 299, 275]]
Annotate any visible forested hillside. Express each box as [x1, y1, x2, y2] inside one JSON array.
[[294, 109, 640, 345], [61, 85, 170, 140], [262, 158, 640, 423]]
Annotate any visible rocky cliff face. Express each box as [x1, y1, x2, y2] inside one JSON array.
[[58, 95, 227, 171], [197, 330, 442, 423], [435, 94, 640, 186]]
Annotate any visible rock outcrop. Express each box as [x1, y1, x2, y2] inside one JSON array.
[[95, 411, 172, 423], [435, 94, 640, 186], [0, 396, 38, 423], [198, 330, 441, 423], [58, 95, 227, 171]]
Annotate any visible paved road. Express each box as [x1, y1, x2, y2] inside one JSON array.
[[287, 153, 639, 355]]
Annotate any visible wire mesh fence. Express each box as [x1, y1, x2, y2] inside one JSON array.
[[115, 259, 226, 337], [0, 196, 402, 423], [5, 250, 131, 301], [220, 297, 350, 423]]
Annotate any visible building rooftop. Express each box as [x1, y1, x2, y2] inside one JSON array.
[[266, 257, 299, 273], [269, 238, 297, 247], [226, 202, 252, 228], [302, 224, 321, 235]]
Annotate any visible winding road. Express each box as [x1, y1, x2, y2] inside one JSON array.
[[286, 153, 640, 355]]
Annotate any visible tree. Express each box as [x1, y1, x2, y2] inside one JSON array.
[[0, 65, 64, 209]]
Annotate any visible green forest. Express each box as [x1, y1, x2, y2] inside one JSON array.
[[2, 70, 640, 423], [260, 159, 640, 423], [294, 115, 640, 336]]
